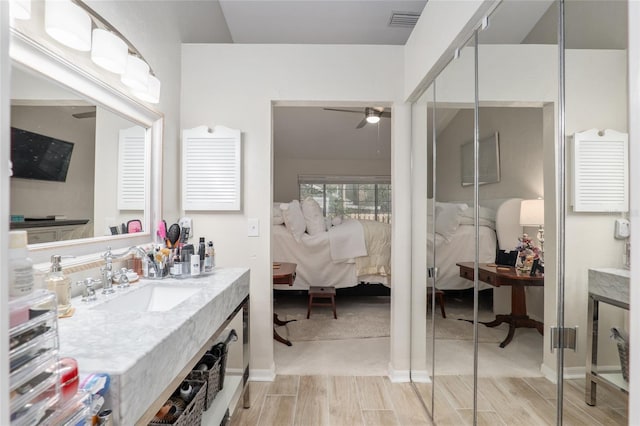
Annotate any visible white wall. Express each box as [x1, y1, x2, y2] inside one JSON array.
[[273, 157, 391, 202], [181, 44, 409, 378], [436, 107, 544, 203]]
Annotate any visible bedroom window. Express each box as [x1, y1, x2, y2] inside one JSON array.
[[299, 175, 391, 223]]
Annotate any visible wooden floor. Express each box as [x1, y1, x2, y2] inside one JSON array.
[[230, 375, 628, 426]]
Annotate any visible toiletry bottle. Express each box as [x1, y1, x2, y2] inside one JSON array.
[[9, 230, 34, 298], [198, 237, 206, 272], [190, 254, 200, 276], [205, 241, 214, 272], [171, 248, 182, 276], [45, 255, 72, 316]]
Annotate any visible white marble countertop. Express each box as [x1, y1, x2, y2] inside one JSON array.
[[588, 267, 630, 307], [57, 267, 250, 425]]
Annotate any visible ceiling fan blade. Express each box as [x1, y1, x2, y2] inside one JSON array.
[[356, 118, 368, 129], [72, 111, 96, 119], [323, 107, 363, 115], [380, 111, 391, 118]]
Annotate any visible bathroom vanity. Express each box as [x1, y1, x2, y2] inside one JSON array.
[[586, 268, 629, 405], [56, 267, 250, 425]]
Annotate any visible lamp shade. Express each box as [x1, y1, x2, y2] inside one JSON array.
[[120, 54, 149, 91], [133, 74, 161, 104], [45, 0, 92, 51], [91, 29, 128, 74], [520, 199, 544, 226], [10, 0, 31, 20]]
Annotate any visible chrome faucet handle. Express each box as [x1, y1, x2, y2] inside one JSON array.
[[76, 278, 99, 302], [100, 265, 115, 295], [115, 268, 130, 289]]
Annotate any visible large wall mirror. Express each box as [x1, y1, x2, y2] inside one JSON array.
[[9, 19, 162, 264]]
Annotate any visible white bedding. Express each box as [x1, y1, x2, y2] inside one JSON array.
[[328, 218, 367, 260], [272, 220, 391, 290], [428, 224, 497, 290]]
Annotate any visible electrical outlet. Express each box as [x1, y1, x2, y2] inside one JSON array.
[[614, 218, 630, 239], [248, 218, 260, 237]]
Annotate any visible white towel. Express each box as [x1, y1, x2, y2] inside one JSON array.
[[328, 219, 367, 261]]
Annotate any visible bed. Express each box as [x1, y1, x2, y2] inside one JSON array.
[[272, 197, 523, 292], [428, 198, 523, 290]]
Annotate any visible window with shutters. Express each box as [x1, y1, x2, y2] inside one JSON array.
[[572, 128, 628, 212], [182, 125, 242, 211], [117, 126, 147, 210]]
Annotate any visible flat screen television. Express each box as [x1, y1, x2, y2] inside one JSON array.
[[11, 127, 74, 182]]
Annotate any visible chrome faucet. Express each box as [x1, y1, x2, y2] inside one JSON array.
[[101, 247, 116, 294]]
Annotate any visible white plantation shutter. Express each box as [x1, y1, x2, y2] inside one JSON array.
[[182, 125, 242, 211], [572, 129, 628, 212], [118, 126, 146, 210]]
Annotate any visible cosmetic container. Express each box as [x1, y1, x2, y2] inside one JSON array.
[[9, 230, 34, 298]]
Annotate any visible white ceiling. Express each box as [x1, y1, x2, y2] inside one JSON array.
[[273, 107, 391, 161]]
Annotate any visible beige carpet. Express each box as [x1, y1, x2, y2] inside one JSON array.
[[275, 295, 507, 343]]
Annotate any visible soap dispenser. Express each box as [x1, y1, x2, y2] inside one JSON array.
[[46, 255, 73, 316]]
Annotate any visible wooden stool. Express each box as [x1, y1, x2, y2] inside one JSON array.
[[307, 286, 337, 319], [427, 287, 446, 318]]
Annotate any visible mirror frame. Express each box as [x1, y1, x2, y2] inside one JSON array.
[[9, 29, 163, 264]]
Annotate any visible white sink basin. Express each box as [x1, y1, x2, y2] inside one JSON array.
[[93, 285, 202, 312]]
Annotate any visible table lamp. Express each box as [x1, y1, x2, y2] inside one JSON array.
[[520, 199, 544, 263]]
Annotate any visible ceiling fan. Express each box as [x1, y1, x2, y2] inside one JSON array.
[[323, 106, 391, 129], [72, 111, 96, 119]]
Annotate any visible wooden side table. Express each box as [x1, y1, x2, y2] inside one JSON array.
[[457, 262, 544, 348], [307, 286, 337, 319], [273, 262, 297, 346]]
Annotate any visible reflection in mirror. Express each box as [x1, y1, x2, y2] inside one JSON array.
[[563, 0, 629, 420], [9, 64, 149, 245], [475, 1, 552, 420], [429, 34, 476, 423]]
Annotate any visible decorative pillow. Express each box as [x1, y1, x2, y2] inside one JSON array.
[[281, 200, 306, 242], [324, 217, 332, 231], [301, 197, 325, 235], [331, 216, 343, 227], [434, 203, 465, 241], [272, 203, 284, 225]]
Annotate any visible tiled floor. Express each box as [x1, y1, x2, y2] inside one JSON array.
[[230, 375, 628, 426]]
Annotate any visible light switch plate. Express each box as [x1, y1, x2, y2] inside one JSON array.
[[248, 218, 260, 237], [614, 218, 630, 239]]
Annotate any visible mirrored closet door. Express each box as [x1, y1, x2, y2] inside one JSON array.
[[410, 0, 629, 424]]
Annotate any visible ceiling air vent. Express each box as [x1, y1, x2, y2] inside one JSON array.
[[389, 11, 421, 28]]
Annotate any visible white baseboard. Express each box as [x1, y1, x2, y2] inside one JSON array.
[[541, 363, 586, 383], [388, 364, 410, 382], [410, 370, 432, 383], [249, 367, 276, 382]]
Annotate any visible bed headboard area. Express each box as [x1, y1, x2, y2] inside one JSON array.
[[487, 198, 524, 251]]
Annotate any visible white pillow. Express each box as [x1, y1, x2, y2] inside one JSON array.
[[281, 200, 306, 242], [301, 197, 325, 235], [272, 203, 284, 225], [324, 217, 332, 231], [435, 203, 465, 241], [331, 216, 343, 226]]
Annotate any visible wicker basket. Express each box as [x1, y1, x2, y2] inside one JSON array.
[[611, 327, 629, 382], [149, 379, 206, 426], [188, 356, 222, 410]]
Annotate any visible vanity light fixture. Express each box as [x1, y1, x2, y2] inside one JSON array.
[[45, 0, 92, 51], [9, 0, 31, 20], [121, 54, 150, 91], [365, 108, 381, 124], [91, 29, 128, 74], [133, 74, 161, 104]]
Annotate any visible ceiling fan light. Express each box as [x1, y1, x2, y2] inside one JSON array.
[[366, 110, 381, 124], [10, 0, 31, 20], [45, 0, 92, 51], [91, 29, 128, 74], [121, 54, 149, 91], [133, 74, 161, 104]]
